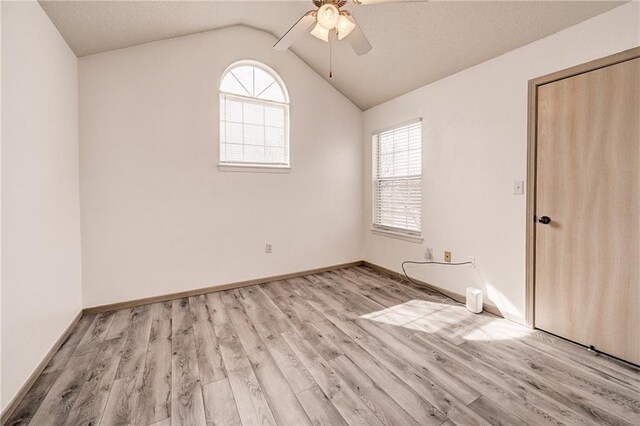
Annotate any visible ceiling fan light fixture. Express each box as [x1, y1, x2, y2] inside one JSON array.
[[310, 23, 329, 42], [336, 14, 356, 40], [317, 4, 340, 30]]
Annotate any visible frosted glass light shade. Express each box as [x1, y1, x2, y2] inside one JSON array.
[[310, 23, 329, 42], [337, 15, 356, 40], [317, 4, 339, 29]]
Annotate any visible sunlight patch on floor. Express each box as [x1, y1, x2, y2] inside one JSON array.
[[360, 299, 531, 342]]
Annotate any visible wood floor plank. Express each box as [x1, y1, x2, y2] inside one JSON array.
[[73, 311, 116, 356], [471, 326, 640, 410], [328, 354, 421, 426], [355, 316, 482, 405], [189, 295, 227, 384], [141, 318, 172, 425], [348, 270, 588, 422], [220, 290, 312, 425], [315, 309, 491, 426], [412, 329, 586, 425], [204, 292, 228, 327], [263, 281, 343, 361], [312, 317, 446, 425], [205, 293, 252, 372], [105, 308, 134, 340], [171, 298, 206, 426], [296, 385, 347, 426], [282, 330, 384, 426], [234, 286, 316, 393], [522, 330, 640, 387], [308, 273, 483, 406], [462, 339, 637, 425], [355, 266, 451, 301], [99, 373, 146, 425], [405, 310, 468, 346], [380, 321, 549, 425], [273, 278, 447, 425], [4, 372, 59, 426], [332, 268, 422, 311], [152, 301, 173, 322], [338, 267, 458, 317], [42, 314, 95, 374], [379, 287, 634, 425], [227, 366, 277, 426], [258, 279, 292, 300], [313, 272, 386, 314], [29, 347, 100, 425], [11, 266, 640, 426], [296, 319, 343, 361], [115, 305, 153, 379], [202, 378, 242, 426], [468, 396, 533, 426], [206, 292, 278, 426], [338, 268, 492, 348], [285, 277, 334, 313], [65, 337, 125, 425]]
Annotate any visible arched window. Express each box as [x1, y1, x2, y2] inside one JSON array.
[[219, 61, 290, 168]]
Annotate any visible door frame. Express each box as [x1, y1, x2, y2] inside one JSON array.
[[525, 46, 640, 328]]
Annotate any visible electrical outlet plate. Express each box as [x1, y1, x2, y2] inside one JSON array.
[[425, 248, 433, 261], [513, 180, 524, 195], [265, 243, 272, 254], [444, 251, 451, 262]]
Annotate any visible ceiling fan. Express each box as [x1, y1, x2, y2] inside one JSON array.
[[273, 0, 377, 57]]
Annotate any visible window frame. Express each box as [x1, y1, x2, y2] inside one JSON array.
[[371, 118, 423, 241], [218, 60, 290, 170]]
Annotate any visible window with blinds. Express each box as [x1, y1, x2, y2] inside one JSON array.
[[372, 120, 422, 235], [219, 61, 289, 167]]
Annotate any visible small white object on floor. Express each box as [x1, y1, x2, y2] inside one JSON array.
[[466, 287, 483, 314]]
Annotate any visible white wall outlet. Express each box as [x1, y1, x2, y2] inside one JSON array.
[[265, 243, 272, 254], [468, 256, 475, 265], [425, 248, 433, 261], [513, 180, 524, 195]]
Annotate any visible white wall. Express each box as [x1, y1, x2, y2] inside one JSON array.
[[79, 26, 363, 307], [1, 1, 81, 411], [362, 2, 640, 324]]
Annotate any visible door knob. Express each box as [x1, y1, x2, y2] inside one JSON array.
[[538, 216, 551, 224]]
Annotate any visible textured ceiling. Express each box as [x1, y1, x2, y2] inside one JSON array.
[[39, 0, 624, 110]]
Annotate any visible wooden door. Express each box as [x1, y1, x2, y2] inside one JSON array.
[[534, 57, 640, 364]]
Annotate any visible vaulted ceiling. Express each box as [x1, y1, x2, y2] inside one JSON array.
[[39, 1, 624, 110]]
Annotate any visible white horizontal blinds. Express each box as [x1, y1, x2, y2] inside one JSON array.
[[373, 120, 422, 234], [220, 63, 289, 166]]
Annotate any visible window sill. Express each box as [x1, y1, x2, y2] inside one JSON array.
[[218, 164, 291, 173], [371, 228, 423, 244]]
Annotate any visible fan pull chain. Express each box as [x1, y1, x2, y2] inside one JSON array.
[[329, 30, 333, 79]]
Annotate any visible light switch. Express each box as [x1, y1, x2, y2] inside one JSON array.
[[513, 180, 524, 195]]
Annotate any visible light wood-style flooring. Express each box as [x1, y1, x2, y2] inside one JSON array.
[[6, 266, 640, 425]]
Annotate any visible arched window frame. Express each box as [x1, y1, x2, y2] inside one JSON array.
[[218, 60, 290, 170]]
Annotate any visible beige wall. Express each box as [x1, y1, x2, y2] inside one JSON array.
[[78, 26, 363, 308], [362, 2, 640, 324], [1, 1, 82, 411]]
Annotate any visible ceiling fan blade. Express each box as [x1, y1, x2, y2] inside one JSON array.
[[273, 11, 316, 51], [345, 18, 372, 55]]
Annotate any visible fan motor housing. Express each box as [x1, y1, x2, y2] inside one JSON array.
[[313, 0, 348, 8]]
